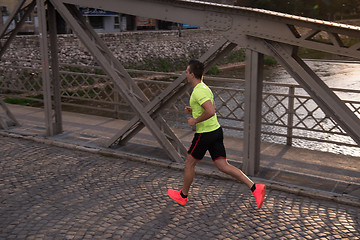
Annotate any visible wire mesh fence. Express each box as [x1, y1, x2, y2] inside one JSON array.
[[0, 58, 359, 155]]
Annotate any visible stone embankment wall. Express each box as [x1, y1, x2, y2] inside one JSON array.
[[4, 29, 222, 70]]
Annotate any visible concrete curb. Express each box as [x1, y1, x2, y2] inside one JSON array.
[[1, 130, 359, 208]]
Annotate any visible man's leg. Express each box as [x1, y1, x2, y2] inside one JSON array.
[[214, 158, 266, 209], [181, 154, 199, 195], [168, 154, 198, 205], [214, 158, 253, 188]]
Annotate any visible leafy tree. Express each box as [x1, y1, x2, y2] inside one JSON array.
[[247, 0, 360, 20]]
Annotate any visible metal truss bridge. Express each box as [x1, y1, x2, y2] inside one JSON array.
[[1, 0, 359, 175]]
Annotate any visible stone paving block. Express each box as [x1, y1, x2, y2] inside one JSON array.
[[0, 136, 359, 239]]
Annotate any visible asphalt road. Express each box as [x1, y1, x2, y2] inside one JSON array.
[[1, 136, 359, 239]]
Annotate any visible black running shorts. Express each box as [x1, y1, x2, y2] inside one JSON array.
[[187, 127, 226, 161]]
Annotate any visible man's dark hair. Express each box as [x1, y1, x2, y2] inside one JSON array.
[[188, 59, 204, 80]]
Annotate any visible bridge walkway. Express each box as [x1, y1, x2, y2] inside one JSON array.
[[1, 103, 359, 207]]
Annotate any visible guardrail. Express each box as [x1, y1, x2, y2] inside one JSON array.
[[0, 59, 359, 154]]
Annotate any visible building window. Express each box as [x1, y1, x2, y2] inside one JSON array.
[[89, 16, 103, 29], [114, 16, 120, 29], [17, 10, 32, 24], [25, 13, 32, 24]]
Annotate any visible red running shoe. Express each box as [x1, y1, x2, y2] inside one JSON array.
[[252, 184, 266, 209], [168, 189, 188, 205]]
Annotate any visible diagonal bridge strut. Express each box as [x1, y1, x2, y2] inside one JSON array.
[[50, 0, 236, 162]]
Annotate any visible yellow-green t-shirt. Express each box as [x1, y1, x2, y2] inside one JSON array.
[[190, 82, 220, 133]]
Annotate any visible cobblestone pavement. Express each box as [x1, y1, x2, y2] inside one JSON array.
[[1, 136, 359, 239]]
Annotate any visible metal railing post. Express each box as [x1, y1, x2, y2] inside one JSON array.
[[114, 88, 120, 119], [37, 0, 54, 136], [287, 86, 295, 146], [48, 2, 63, 134], [243, 49, 264, 176]]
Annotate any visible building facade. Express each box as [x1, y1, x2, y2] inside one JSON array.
[[0, 0, 36, 34], [0, 1, 203, 34]]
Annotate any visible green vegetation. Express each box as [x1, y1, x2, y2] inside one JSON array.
[[298, 48, 334, 59], [64, 66, 83, 73], [227, 49, 246, 63], [133, 57, 188, 72], [247, 0, 359, 21], [4, 96, 41, 106], [125, 48, 280, 77], [206, 66, 221, 75], [94, 68, 105, 75], [297, 35, 360, 60], [264, 56, 277, 66]]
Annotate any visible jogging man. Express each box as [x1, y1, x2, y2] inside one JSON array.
[[168, 59, 266, 208]]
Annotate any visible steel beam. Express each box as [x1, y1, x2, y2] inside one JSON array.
[[263, 41, 360, 146], [0, 99, 20, 130], [48, 2, 63, 134], [60, 0, 360, 59], [49, 0, 190, 162], [107, 38, 237, 149], [37, 0, 54, 136], [0, 0, 36, 59], [243, 49, 263, 175], [0, 0, 26, 38]]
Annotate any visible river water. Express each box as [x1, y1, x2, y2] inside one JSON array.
[[265, 60, 360, 97], [218, 60, 360, 91], [216, 60, 360, 157]]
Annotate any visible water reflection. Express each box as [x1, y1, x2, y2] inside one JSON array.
[[217, 60, 360, 91], [264, 60, 360, 99], [211, 60, 360, 157]]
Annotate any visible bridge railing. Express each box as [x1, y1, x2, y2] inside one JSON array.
[[0, 59, 359, 154]]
